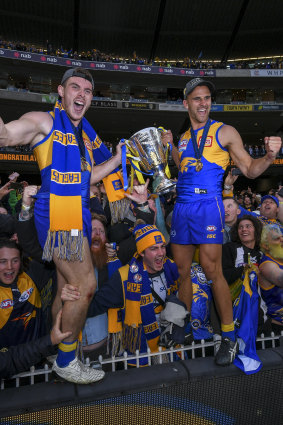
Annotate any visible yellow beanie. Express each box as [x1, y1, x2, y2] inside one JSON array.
[[134, 224, 165, 254]]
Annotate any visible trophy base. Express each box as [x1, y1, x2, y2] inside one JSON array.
[[152, 175, 176, 195]]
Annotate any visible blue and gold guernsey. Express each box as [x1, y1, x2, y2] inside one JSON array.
[[32, 111, 94, 249], [259, 254, 283, 324], [177, 120, 229, 202]]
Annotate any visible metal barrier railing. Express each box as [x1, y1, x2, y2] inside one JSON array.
[[1, 332, 282, 390]]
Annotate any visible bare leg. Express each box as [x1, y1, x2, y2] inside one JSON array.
[[171, 243, 196, 312], [52, 237, 96, 342], [51, 268, 65, 324], [199, 244, 233, 325]]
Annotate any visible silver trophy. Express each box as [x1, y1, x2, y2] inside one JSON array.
[[126, 127, 176, 194]]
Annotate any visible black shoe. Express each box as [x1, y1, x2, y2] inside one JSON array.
[[215, 337, 239, 366]]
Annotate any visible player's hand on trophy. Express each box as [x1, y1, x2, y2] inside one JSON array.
[[264, 136, 282, 160], [114, 140, 125, 165], [161, 129, 173, 147], [125, 178, 150, 204]]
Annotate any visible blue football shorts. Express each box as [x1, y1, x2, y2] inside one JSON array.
[[170, 197, 225, 245]]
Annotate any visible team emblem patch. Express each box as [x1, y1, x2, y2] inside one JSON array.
[[130, 263, 139, 273], [134, 273, 142, 283]]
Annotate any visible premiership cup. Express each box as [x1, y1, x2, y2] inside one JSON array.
[[127, 127, 176, 194]]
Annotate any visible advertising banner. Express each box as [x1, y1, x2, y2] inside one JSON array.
[[0, 48, 216, 77]]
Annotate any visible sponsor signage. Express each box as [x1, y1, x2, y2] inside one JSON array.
[[91, 100, 118, 108], [230, 158, 283, 166], [210, 105, 223, 112], [0, 152, 36, 163], [224, 104, 253, 112], [122, 102, 156, 110], [251, 69, 283, 77], [0, 48, 216, 77], [254, 104, 283, 111]]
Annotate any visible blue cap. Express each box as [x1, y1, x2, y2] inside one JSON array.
[[261, 195, 279, 207]]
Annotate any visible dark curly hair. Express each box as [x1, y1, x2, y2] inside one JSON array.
[[230, 215, 263, 250]]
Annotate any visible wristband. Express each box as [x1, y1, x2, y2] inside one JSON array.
[[137, 201, 149, 207], [224, 184, 232, 190], [21, 203, 31, 211]]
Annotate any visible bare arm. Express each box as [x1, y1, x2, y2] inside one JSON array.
[[277, 190, 283, 224], [220, 125, 282, 179], [90, 141, 123, 185], [0, 112, 52, 147], [260, 262, 283, 288]]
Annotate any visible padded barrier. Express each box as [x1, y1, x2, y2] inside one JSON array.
[[1, 346, 283, 424]]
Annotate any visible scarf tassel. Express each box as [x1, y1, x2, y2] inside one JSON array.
[[109, 198, 131, 225], [42, 230, 84, 262], [122, 324, 142, 354]]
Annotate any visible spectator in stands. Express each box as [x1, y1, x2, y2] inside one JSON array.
[[210, 215, 267, 372], [0, 239, 46, 348], [242, 192, 254, 211], [0, 310, 71, 379], [82, 213, 121, 358], [259, 224, 283, 334], [223, 197, 240, 243], [62, 222, 188, 366]]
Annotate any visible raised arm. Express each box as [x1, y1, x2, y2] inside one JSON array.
[[260, 262, 283, 288], [220, 125, 281, 179], [0, 111, 52, 147], [90, 141, 123, 185]]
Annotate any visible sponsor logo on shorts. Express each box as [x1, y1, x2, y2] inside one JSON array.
[[206, 225, 217, 232], [170, 230, 176, 237], [207, 234, 216, 238]]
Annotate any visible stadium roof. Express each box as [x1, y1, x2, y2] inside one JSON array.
[[1, 0, 283, 62]]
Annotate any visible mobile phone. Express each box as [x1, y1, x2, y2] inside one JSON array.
[[10, 182, 23, 190], [231, 168, 242, 176], [8, 172, 20, 181]]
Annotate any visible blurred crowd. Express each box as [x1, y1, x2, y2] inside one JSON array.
[[0, 161, 282, 379], [1, 38, 282, 70]]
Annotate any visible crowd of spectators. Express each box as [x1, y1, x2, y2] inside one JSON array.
[[1, 38, 283, 70], [0, 159, 282, 380]]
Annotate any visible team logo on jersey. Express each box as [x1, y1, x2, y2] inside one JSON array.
[[0, 299, 13, 309], [180, 157, 197, 173], [83, 138, 92, 152], [179, 139, 189, 151], [12, 311, 37, 330], [198, 136, 213, 147], [19, 288, 34, 303], [206, 225, 217, 232]]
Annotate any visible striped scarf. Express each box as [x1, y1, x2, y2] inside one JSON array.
[[108, 255, 179, 363], [43, 100, 126, 261]]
